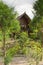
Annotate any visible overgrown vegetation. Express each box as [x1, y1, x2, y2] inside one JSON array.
[[0, 0, 43, 65]]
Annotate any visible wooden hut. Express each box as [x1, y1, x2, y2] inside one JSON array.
[[18, 12, 31, 34]]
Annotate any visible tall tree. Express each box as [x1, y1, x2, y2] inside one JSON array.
[[30, 0, 43, 40], [33, 0, 43, 17], [33, 0, 43, 43], [0, 1, 20, 65], [29, 0, 43, 64]]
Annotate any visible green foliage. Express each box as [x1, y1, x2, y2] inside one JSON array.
[[33, 0, 43, 17], [4, 42, 20, 65], [0, 1, 20, 65], [0, 1, 16, 31], [16, 32, 29, 54], [32, 46, 42, 61], [0, 1, 42, 65], [25, 40, 42, 62], [27, 1, 43, 64], [19, 32, 28, 43], [10, 19, 20, 34], [31, 0, 43, 40], [29, 16, 43, 40]]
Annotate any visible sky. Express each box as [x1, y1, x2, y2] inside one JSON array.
[[3, 0, 36, 19]]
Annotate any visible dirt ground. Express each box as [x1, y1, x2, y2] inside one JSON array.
[[0, 57, 43, 65]]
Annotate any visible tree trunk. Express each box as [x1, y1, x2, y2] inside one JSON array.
[[2, 31, 6, 65]]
